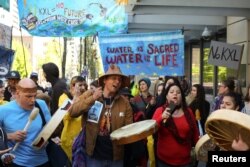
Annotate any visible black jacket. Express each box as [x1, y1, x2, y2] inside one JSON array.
[[42, 63, 67, 115], [42, 63, 67, 137]]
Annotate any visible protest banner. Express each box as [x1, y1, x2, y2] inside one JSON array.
[[208, 41, 244, 70], [98, 30, 184, 76], [17, 0, 127, 37], [0, 46, 15, 78]]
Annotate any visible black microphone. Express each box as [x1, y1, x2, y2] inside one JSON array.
[[163, 101, 177, 123], [168, 101, 177, 115]]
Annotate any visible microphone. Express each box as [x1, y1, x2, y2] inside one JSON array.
[[163, 101, 177, 123], [12, 107, 39, 151]]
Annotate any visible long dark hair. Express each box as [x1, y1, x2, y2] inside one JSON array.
[[161, 82, 195, 145], [192, 84, 205, 102], [189, 84, 209, 131], [223, 92, 243, 111], [244, 84, 250, 102], [160, 82, 187, 110]]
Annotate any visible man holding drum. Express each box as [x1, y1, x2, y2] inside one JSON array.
[[0, 78, 51, 166], [69, 64, 133, 167]]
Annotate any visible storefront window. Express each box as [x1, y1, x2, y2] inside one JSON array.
[[191, 48, 200, 85]]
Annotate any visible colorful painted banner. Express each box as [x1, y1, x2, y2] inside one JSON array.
[[17, 0, 127, 37], [98, 31, 184, 76], [0, 46, 15, 78], [0, 0, 10, 11]]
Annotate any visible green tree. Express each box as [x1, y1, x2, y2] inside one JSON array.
[[203, 48, 227, 82], [85, 36, 102, 80], [11, 39, 32, 78], [36, 38, 63, 72], [203, 48, 214, 82]]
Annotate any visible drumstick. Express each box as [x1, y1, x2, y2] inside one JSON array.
[[13, 107, 39, 151], [195, 109, 203, 136]]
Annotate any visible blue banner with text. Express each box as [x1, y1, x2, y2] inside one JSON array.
[[98, 30, 184, 76]]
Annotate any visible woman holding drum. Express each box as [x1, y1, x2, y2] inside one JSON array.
[[219, 91, 243, 111], [218, 91, 248, 151], [152, 82, 199, 167]]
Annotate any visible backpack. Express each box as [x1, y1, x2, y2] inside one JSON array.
[[71, 126, 87, 167]]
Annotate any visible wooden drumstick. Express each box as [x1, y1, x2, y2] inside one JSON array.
[[195, 109, 203, 136], [13, 107, 39, 151]]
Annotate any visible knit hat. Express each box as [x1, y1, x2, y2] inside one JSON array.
[[98, 64, 130, 88], [138, 78, 151, 88]]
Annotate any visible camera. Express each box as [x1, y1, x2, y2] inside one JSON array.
[[202, 27, 212, 40]]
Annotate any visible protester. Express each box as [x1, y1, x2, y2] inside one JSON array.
[[211, 78, 235, 112], [30, 72, 45, 93], [42, 62, 67, 115], [90, 79, 99, 91], [152, 82, 199, 167], [4, 71, 21, 101], [0, 78, 51, 166], [219, 92, 242, 111], [132, 77, 156, 120], [188, 84, 210, 136], [69, 64, 133, 167], [156, 83, 164, 97], [218, 92, 247, 151], [59, 76, 87, 161], [163, 76, 179, 90], [180, 75, 190, 96], [42, 62, 67, 138], [241, 84, 250, 115], [131, 77, 156, 167], [155, 83, 165, 108], [0, 80, 7, 105]]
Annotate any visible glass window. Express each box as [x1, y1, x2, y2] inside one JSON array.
[[191, 48, 200, 85], [203, 48, 214, 95]]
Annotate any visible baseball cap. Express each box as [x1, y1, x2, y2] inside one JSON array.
[[5, 71, 21, 79], [30, 72, 38, 78]]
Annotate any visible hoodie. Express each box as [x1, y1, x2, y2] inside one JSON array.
[[42, 63, 67, 115]]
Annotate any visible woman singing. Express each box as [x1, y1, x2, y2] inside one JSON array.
[[152, 82, 199, 167]]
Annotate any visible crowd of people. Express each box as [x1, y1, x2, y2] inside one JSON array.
[[0, 63, 249, 167]]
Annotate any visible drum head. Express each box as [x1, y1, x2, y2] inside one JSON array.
[[205, 109, 250, 151], [195, 134, 217, 162], [110, 120, 157, 145]]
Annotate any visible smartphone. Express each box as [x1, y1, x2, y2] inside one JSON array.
[[168, 101, 177, 115]]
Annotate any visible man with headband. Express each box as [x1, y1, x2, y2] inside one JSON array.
[[0, 78, 51, 167]]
